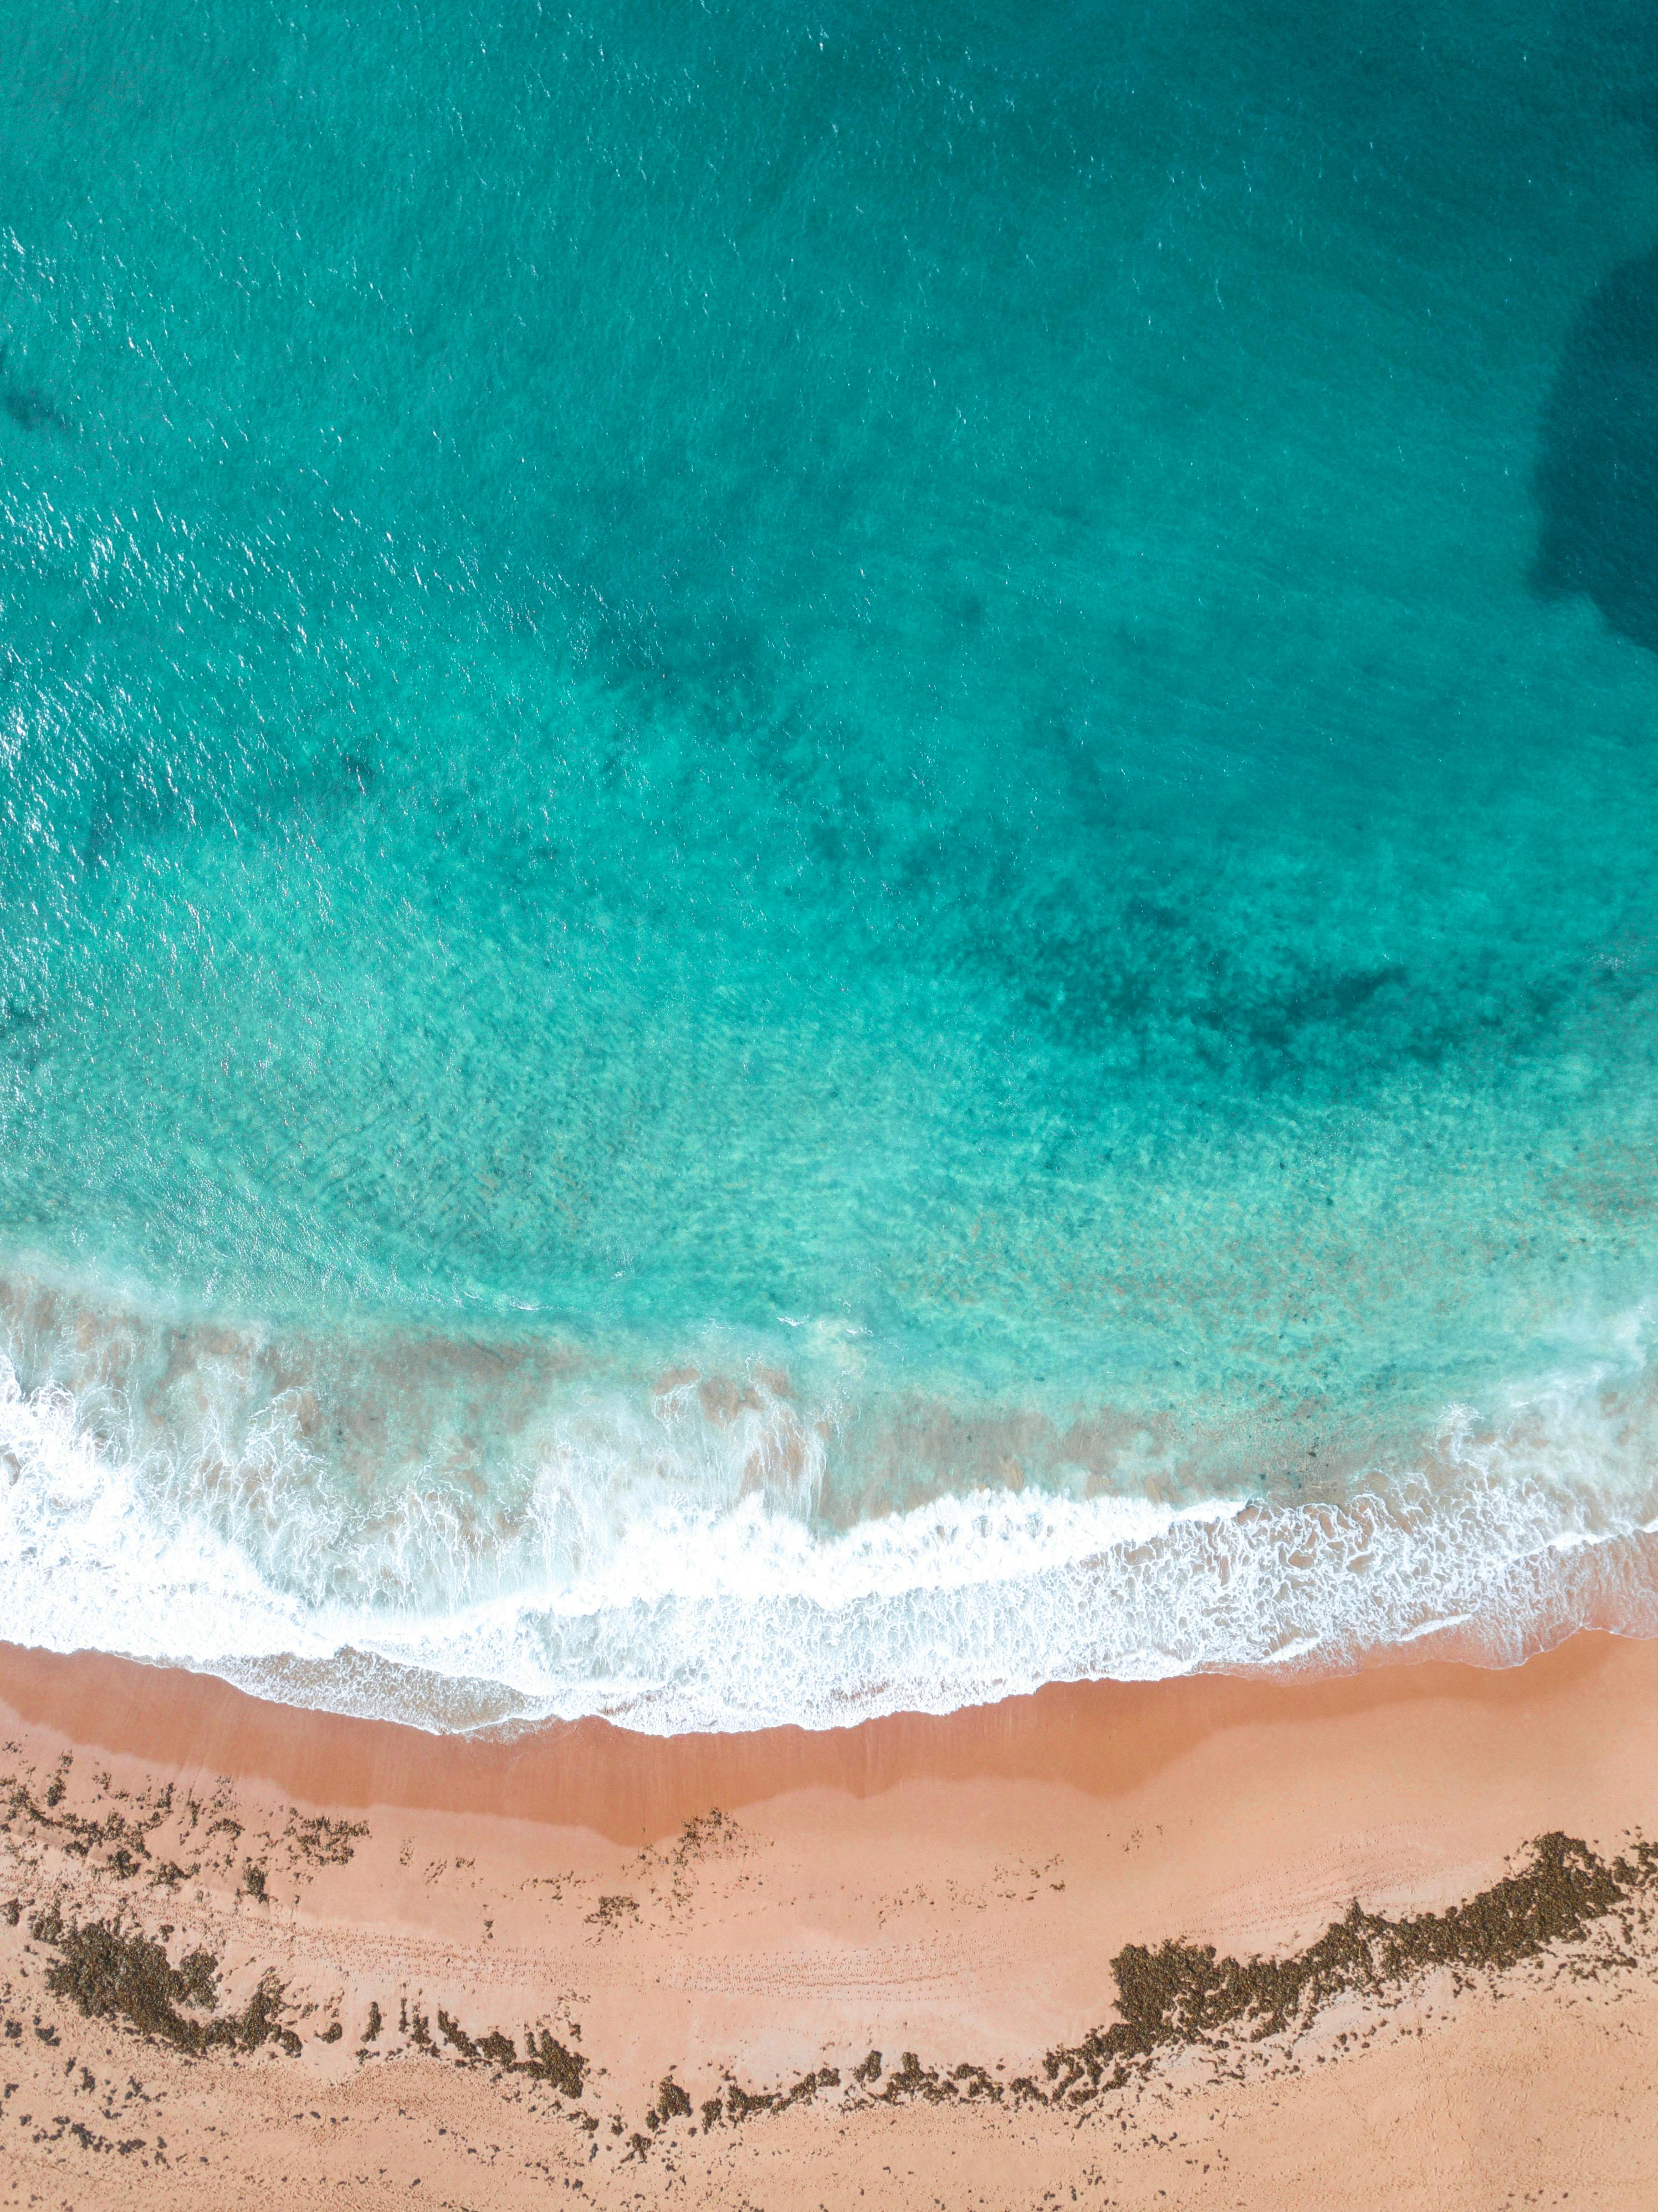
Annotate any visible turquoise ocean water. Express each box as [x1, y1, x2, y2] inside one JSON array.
[[6, 0, 1658, 1730]]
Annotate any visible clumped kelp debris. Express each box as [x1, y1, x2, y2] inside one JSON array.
[[648, 2074, 692, 2128], [282, 1813, 368, 1868], [673, 1810, 736, 1863], [587, 1894, 638, 1928], [28, 1908, 293, 2056], [518, 2026, 587, 2096], [433, 2010, 518, 2068], [1041, 1831, 1658, 2100], [16, 1822, 1651, 2155], [625, 1808, 756, 1910], [882, 2051, 950, 2103], [408, 2010, 586, 2095], [781, 2065, 840, 2108], [702, 1832, 1658, 2134], [1, 1769, 175, 1880], [948, 2062, 1001, 2101], [721, 2076, 776, 2121], [709, 2063, 842, 2122], [0, 1758, 354, 1906]]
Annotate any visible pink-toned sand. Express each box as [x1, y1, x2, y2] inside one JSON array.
[[0, 1631, 1654, 2209]]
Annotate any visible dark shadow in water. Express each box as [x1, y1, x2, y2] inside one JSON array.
[[0, 346, 71, 436], [1534, 244, 1658, 654]]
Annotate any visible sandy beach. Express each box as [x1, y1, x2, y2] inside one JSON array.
[[0, 1632, 1651, 2209]]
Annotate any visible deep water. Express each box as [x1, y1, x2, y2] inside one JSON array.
[[4, 0, 1658, 1729]]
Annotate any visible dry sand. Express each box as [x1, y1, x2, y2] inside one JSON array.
[[0, 1631, 1654, 2209]]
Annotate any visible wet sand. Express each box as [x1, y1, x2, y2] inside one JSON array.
[[0, 1631, 1654, 2208]]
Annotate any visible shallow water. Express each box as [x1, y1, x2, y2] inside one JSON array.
[[4, 0, 1658, 1730]]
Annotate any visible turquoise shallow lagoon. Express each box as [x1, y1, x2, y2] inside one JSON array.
[[4, 1, 1658, 1729]]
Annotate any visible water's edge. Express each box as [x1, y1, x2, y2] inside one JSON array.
[[6, 1275, 1658, 1738]]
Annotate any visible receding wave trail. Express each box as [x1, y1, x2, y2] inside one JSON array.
[[3, 1323, 1658, 1737]]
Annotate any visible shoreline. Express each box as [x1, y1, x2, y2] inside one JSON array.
[[0, 1625, 1646, 1845], [11, 1258, 1658, 1742], [1, 1631, 1655, 2205]]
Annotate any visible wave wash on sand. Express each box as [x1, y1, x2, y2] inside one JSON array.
[[5, 1293, 1658, 1735]]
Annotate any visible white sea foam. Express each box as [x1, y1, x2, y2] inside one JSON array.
[[2, 1345, 1657, 1735]]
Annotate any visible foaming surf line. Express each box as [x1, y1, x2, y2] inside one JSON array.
[[3, 1350, 1658, 1736]]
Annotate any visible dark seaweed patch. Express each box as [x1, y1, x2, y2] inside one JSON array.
[[417, 2014, 585, 2095], [1, 1773, 172, 1878], [1042, 1830, 1657, 2098], [518, 2029, 587, 2097], [586, 1893, 638, 1928], [707, 1832, 1658, 2126], [28, 1909, 291, 2057], [647, 2074, 692, 2129], [282, 1813, 369, 1868]]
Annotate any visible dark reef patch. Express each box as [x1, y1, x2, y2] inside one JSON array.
[[1535, 245, 1658, 654], [0, 347, 70, 436]]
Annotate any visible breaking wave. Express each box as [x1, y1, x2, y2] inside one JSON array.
[[3, 1320, 1658, 1735]]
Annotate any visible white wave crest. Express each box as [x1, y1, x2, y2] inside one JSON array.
[[4, 1343, 1658, 1734]]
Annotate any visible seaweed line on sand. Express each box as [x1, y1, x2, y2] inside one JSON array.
[[12, 1829, 1657, 2149], [699, 1830, 1658, 2125]]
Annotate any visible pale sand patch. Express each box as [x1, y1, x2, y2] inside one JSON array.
[[0, 1631, 1651, 2206]]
